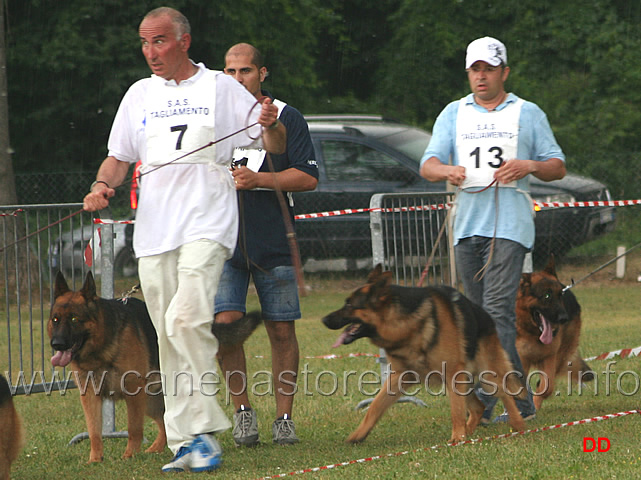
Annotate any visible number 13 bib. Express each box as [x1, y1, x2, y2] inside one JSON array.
[[456, 97, 524, 189]]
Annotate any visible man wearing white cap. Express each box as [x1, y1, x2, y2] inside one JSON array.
[[420, 37, 566, 424]]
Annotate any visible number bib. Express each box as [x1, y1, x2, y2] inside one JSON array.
[[231, 99, 287, 173], [145, 70, 219, 166], [456, 97, 524, 189]]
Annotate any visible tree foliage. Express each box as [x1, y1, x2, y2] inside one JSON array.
[[5, 0, 641, 196]]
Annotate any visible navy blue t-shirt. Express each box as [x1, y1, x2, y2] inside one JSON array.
[[230, 96, 318, 270]]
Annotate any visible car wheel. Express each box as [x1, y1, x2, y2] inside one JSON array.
[[114, 247, 138, 278]]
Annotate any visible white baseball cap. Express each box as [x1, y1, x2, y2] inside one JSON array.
[[465, 37, 507, 69]]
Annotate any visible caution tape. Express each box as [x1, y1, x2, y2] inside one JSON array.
[[253, 345, 641, 363], [584, 345, 641, 362], [91, 198, 638, 224], [293, 198, 634, 221], [256, 409, 641, 480], [93, 218, 135, 224]]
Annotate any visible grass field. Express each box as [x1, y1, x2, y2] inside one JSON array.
[[6, 261, 641, 479]]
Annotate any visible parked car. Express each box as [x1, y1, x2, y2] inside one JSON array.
[[125, 115, 615, 268], [49, 223, 137, 277]]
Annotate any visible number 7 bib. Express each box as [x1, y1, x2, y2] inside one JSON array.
[[145, 71, 218, 166]]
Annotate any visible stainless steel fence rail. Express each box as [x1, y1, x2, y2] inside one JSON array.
[[0, 203, 127, 445], [1, 203, 96, 394], [359, 192, 456, 410], [370, 192, 456, 286]]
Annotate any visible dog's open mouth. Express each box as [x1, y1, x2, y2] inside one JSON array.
[[51, 349, 74, 367], [533, 310, 556, 345], [50, 343, 82, 368], [332, 323, 363, 348]]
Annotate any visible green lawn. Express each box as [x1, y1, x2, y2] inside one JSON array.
[[6, 275, 641, 479]]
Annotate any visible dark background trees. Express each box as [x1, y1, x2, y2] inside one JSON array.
[[4, 0, 641, 198]]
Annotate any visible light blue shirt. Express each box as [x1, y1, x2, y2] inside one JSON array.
[[420, 93, 565, 249]]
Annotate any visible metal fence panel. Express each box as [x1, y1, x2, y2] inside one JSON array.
[[0, 204, 111, 395], [370, 192, 456, 287]]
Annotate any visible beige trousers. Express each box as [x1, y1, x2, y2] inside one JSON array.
[[138, 239, 232, 453]]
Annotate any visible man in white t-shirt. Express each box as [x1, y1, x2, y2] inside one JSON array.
[[83, 7, 285, 474], [420, 37, 566, 427]]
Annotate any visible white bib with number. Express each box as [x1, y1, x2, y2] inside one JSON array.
[[231, 99, 287, 173], [145, 70, 219, 166], [456, 97, 524, 189]]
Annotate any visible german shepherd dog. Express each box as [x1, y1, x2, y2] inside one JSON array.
[[516, 256, 594, 411], [48, 271, 166, 463], [0, 374, 24, 480], [322, 265, 527, 444]]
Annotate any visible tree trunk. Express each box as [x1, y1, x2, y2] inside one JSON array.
[[0, 1, 17, 205]]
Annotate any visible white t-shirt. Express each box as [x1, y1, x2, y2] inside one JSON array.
[[107, 63, 264, 257]]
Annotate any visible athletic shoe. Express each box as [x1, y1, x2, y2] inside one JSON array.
[[161, 434, 222, 473], [492, 410, 536, 424], [272, 414, 299, 445], [233, 405, 259, 447]]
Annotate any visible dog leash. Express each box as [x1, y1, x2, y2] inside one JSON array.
[[562, 239, 641, 292], [417, 180, 499, 287], [417, 188, 460, 287], [119, 283, 141, 304]]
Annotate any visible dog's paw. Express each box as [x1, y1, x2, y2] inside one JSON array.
[[345, 432, 367, 444]]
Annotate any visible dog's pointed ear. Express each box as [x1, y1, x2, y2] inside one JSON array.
[[54, 271, 70, 298], [543, 255, 557, 277], [367, 264, 385, 283], [81, 271, 98, 299], [370, 271, 393, 305], [519, 273, 532, 293], [380, 270, 393, 286]]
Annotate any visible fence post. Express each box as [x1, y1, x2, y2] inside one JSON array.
[[616, 246, 626, 279], [68, 208, 129, 446]]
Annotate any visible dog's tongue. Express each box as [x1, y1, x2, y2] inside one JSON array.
[[539, 315, 553, 345], [51, 350, 72, 367], [332, 331, 349, 348]]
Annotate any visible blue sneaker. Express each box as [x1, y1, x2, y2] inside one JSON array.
[[191, 434, 223, 473], [161, 434, 222, 473]]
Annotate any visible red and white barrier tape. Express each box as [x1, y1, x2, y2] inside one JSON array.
[[293, 198, 632, 221], [584, 345, 641, 362], [93, 218, 135, 224], [256, 409, 641, 480], [254, 345, 641, 363], [90, 198, 635, 224]]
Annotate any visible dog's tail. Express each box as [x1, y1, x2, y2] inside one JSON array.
[[212, 311, 263, 346], [0, 373, 25, 470]]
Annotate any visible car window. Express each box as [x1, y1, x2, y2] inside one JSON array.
[[321, 140, 415, 183]]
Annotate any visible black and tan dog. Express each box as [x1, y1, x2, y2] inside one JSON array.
[[48, 271, 166, 463], [0, 374, 24, 480], [322, 265, 527, 444], [516, 256, 594, 411]]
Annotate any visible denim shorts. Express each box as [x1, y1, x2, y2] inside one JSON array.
[[214, 262, 301, 321]]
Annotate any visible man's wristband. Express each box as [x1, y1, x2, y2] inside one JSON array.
[[90, 180, 110, 192], [268, 118, 280, 130]]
